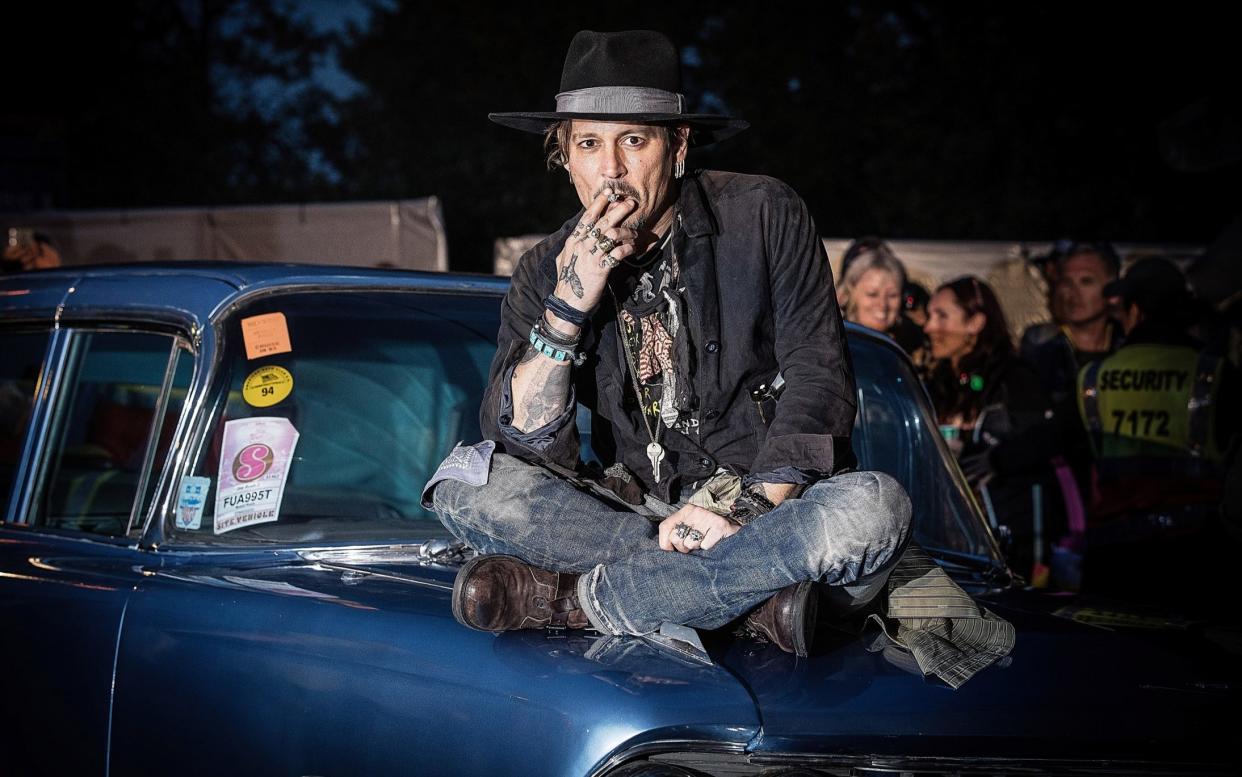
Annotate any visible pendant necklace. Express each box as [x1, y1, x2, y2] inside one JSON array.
[[614, 295, 665, 482], [611, 213, 679, 483]]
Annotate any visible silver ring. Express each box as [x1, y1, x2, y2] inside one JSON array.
[[674, 522, 691, 539], [687, 529, 704, 543], [600, 255, 620, 270], [596, 237, 617, 254], [588, 227, 602, 239]]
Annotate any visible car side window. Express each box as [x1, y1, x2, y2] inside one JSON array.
[[31, 331, 191, 537], [1, 330, 51, 519]]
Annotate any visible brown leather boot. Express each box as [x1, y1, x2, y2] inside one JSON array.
[[741, 581, 818, 657], [451, 554, 591, 632]]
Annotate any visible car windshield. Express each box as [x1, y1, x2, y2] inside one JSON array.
[[172, 290, 498, 544], [168, 290, 999, 567]]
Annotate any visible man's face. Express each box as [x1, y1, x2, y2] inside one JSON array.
[[564, 121, 687, 232], [1053, 252, 1112, 326]]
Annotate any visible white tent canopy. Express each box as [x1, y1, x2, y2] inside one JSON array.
[[3, 198, 448, 271]]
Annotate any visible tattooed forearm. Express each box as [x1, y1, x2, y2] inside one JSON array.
[[517, 344, 540, 365], [517, 361, 571, 429], [511, 349, 573, 432], [559, 253, 585, 298]]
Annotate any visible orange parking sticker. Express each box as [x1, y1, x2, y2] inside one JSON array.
[[241, 313, 292, 359]]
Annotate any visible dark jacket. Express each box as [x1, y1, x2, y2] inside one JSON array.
[[928, 351, 1061, 578], [480, 170, 857, 502], [1019, 321, 1123, 501]]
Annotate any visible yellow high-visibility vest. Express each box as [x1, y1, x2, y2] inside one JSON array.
[[1077, 344, 1223, 463]]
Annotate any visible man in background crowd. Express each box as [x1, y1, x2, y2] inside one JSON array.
[[1020, 242, 1124, 495], [1022, 242, 1124, 398], [1076, 257, 1237, 606]]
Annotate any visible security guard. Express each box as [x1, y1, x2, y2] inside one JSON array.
[[1076, 257, 1237, 602], [1079, 258, 1227, 519]]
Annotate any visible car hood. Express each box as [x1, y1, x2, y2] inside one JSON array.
[[141, 551, 1239, 772], [128, 551, 762, 777], [723, 585, 1240, 769]]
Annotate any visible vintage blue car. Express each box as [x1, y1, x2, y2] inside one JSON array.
[[1, 264, 1235, 776]]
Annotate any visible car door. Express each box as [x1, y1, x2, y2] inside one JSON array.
[[0, 326, 192, 777]]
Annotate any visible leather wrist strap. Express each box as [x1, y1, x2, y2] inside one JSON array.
[[726, 487, 777, 527], [544, 293, 590, 327], [535, 315, 581, 348]]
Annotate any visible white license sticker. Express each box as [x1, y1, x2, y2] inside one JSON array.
[[214, 417, 300, 535], [176, 476, 211, 530]]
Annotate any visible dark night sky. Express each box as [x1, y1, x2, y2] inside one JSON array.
[[2, 2, 1238, 272]]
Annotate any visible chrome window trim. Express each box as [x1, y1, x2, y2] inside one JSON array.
[[124, 338, 183, 536], [140, 331, 213, 549], [204, 275, 508, 325], [18, 329, 81, 526], [2, 326, 63, 524]]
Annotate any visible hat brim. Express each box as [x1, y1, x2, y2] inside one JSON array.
[[489, 111, 749, 146]]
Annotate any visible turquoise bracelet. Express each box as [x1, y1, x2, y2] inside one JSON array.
[[529, 326, 581, 364]]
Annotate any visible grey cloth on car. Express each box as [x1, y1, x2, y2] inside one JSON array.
[[867, 544, 1015, 689]]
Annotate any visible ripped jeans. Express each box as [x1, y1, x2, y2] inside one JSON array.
[[429, 451, 912, 637]]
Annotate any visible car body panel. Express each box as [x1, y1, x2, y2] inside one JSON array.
[[106, 554, 760, 777], [0, 529, 143, 775], [728, 590, 1238, 764]]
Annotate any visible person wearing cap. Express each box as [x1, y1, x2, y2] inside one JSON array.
[[1076, 257, 1238, 600], [421, 30, 911, 656]]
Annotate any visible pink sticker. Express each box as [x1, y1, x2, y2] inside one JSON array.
[[214, 417, 300, 535]]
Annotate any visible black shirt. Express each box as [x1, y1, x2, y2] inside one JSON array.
[[483, 170, 857, 502]]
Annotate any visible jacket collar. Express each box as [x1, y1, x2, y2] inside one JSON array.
[[676, 172, 719, 238]]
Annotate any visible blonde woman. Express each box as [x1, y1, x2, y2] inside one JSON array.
[[837, 238, 923, 353]]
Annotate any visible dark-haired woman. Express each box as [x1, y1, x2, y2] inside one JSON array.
[[922, 277, 1064, 586]]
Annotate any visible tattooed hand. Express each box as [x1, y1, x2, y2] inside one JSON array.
[[551, 189, 638, 323], [510, 189, 639, 433]]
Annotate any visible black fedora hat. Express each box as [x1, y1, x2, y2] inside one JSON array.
[[489, 29, 749, 146]]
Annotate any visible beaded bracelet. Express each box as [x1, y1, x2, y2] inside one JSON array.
[[543, 293, 589, 327], [528, 325, 586, 366]]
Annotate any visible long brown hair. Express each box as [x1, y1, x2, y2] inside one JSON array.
[[926, 276, 1013, 425]]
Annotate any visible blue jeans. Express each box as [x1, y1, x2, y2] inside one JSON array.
[[430, 453, 912, 636]]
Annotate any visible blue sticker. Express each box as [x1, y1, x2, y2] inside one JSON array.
[[177, 476, 211, 530]]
